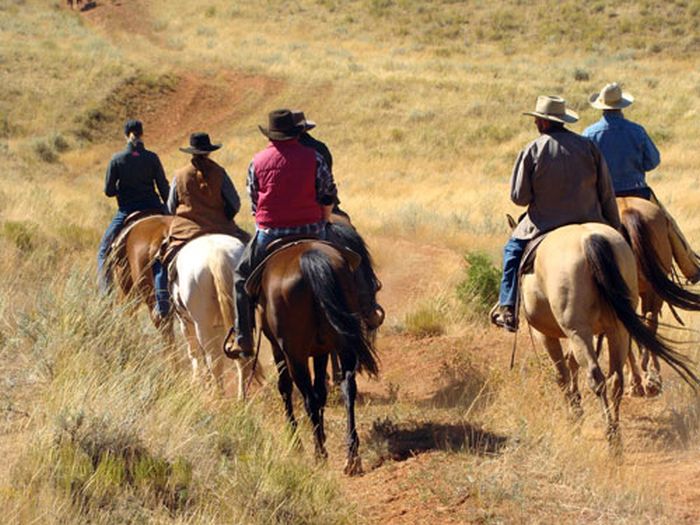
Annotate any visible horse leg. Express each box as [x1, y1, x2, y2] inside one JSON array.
[[180, 318, 203, 384], [533, 330, 581, 417], [195, 323, 226, 395], [289, 358, 327, 460], [329, 350, 343, 385], [339, 351, 362, 476], [568, 331, 614, 442], [642, 310, 663, 397], [271, 338, 296, 432], [606, 326, 628, 455], [626, 340, 645, 397], [312, 354, 330, 450]]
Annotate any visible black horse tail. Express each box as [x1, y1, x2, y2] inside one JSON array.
[[621, 207, 700, 312], [584, 234, 699, 388], [327, 222, 382, 294], [300, 249, 379, 377]]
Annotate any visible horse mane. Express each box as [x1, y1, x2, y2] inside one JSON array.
[[621, 208, 700, 311], [584, 233, 699, 388], [299, 249, 379, 377]]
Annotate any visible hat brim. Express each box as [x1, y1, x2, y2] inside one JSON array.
[[523, 110, 579, 124], [258, 125, 304, 141], [302, 120, 316, 131], [588, 91, 634, 110], [179, 144, 221, 154]]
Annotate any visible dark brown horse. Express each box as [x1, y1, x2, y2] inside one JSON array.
[[110, 214, 175, 341], [256, 240, 379, 475]]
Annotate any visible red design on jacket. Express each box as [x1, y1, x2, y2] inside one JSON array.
[[253, 140, 321, 228]]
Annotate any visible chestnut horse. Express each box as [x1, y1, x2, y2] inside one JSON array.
[[110, 214, 174, 342], [251, 240, 379, 475], [521, 223, 698, 450], [617, 196, 700, 396]]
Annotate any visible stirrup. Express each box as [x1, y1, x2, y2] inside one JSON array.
[[490, 304, 517, 332]]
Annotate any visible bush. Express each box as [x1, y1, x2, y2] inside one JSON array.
[[32, 138, 58, 163], [1, 220, 38, 252], [403, 301, 445, 338], [456, 251, 500, 315]]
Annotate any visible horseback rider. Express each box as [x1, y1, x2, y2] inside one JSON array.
[[582, 83, 700, 283], [97, 119, 169, 305], [164, 132, 248, 270], [228, 109, 337, 357], [491, 96, 621, 331]]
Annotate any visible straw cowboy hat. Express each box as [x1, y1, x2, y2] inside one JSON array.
[[259, 109, 305, 141], [179, 132, 222, 154], [588, 82, 634, 110], [291, 110, 316, 131], [523, 95, 579, 124]]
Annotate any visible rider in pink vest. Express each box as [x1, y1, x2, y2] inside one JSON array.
[[229, 109, 337, 357]]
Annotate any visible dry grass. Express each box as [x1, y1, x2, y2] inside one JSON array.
[[2, 0, 700, 522]]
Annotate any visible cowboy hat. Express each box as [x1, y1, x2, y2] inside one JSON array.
[[179, 132, 222, 154], [291, 109, 316, 131], [523, 95, 579, 124], [258, 109, 305, 141], [588, 82, 634, 110]]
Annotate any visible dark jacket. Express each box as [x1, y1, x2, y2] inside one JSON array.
[[299, 132, 333, 172], [105, 142, 169, 211]]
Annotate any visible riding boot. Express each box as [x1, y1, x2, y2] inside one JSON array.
[[227, 237, 259, 358]]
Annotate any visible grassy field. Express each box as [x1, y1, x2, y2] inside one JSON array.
[[2, 0, 700, 522]]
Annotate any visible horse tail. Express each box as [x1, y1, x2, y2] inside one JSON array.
[[210, 249, 236, 328], [327, 222, 382, 293], [584, 234, 699, 388], [621, 207, 700, 311], [300, 249, 379, 377]]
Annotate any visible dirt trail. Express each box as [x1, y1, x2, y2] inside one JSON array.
[[75, 3, 700, 523]]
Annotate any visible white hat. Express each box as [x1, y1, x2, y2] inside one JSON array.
[[589, 83, 634, 110]]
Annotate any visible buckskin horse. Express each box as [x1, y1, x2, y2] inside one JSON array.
[[617, 196, 700, 396], [520, 222, 698, 450], [109, 213, 175, 343], [238, 239, 379, 475]]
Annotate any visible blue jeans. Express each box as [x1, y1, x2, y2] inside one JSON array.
[[498, 237, 529, 307], [97, 210, 130, 294], [152, 260, 170, 317]]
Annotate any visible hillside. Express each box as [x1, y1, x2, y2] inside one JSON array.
[[2, 0, 700, 523]]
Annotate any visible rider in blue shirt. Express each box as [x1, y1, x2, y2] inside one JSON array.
[[583, 83, 700, 282]]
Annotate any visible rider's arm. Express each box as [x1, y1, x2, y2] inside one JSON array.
[[221, 172, 241, 220], [314, 153, 337, 210], [246, 161, 258, 215], [594, 146, 621, 230], [104, 157, 119, 197], [640, 127, 661, 173], [510, 147, 535, 206], [167, 177, 178, 214], [153, 154, 170, 205]]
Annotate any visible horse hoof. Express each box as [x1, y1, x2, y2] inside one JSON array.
[[628, 383, 645, 397], [343, 456, 363, 476]]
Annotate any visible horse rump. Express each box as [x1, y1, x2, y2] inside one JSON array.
[[621, 207, 700, 311], [583, 233, 699, 388], [299, 248, 379, 377]]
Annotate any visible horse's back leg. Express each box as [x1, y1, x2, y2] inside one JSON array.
[[606, 325, 628, 453], [289, 354, 327, 459], [271, 337, 296, 431], [313, 354, 330, 448], [532, 329, 581, 417], [179, 317, 203, 383], [338, 350, 362, 475], [567, 329, 614, 441], [641, 309, 663, 397]]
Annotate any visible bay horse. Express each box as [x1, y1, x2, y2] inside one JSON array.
[[250, 240, 379, 475], [520, 223, 698, 449], [171, 234, 258, 399], [618, 196, 700, 396], [110, 214, 175, 342]]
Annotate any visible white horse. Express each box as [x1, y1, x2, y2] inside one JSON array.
[[171, 234, 257, 399]]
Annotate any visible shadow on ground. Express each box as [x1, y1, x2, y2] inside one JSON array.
[[365, 418, 507, 468]]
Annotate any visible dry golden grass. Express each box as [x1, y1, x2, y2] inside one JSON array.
[[3, 0, 700, 522]]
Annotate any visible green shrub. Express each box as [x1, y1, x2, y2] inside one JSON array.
[[1, 220, 38, 252], [403, 301, 445, 338], [456, 251, 500, 315]]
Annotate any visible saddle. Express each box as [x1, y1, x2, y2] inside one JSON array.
[[244, 237, 362, 296], [106, 209, 165, 277]]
